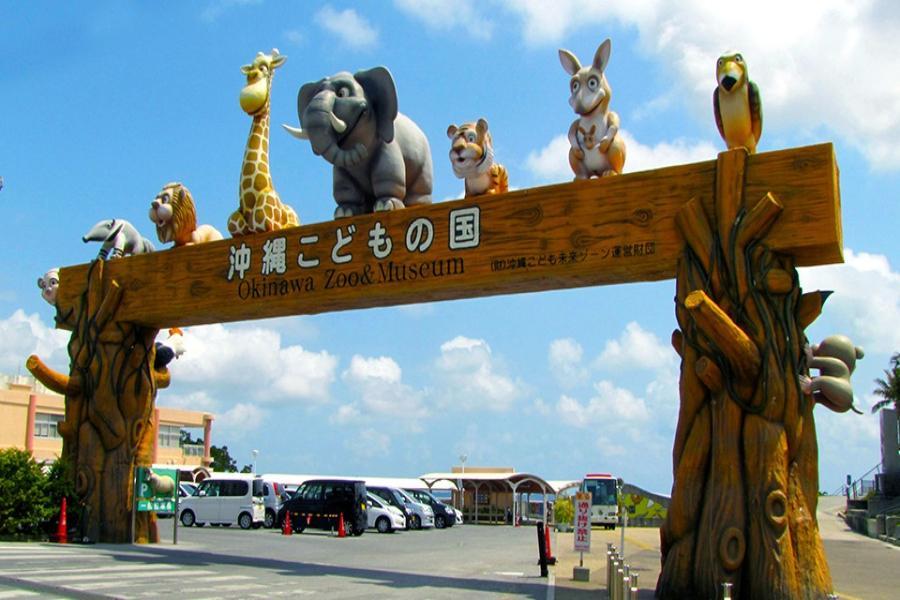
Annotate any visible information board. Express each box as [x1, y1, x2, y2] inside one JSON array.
[[574, 491, 592, 553]]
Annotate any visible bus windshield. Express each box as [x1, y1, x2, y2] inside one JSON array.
[[583, 478, 617, 505]]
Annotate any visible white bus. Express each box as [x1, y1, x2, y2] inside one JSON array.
[[581, 473, 618, 529]]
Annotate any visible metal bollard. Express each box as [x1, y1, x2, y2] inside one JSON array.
[[616, 566, 625, 600], [607, 544, 615, 594], [630, 572, 640, 599], [826, 595, 838, 600], [721, 581, 733, 600], [610, 558, 619, 600], [621, 567, 630, 600]]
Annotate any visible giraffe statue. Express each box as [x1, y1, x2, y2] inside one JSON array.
[[228, 49, 300, 236]]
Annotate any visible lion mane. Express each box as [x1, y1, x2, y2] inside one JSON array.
[[150, 182, 222, 247]]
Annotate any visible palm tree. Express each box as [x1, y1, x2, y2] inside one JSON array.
[[871, 353, 900, 414]]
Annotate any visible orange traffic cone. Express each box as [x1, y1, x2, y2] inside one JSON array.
[[56, 497, 67, 544], [338, 512, 346, 538], [544, 522, 556, 565], [282, 511, 292, 536]]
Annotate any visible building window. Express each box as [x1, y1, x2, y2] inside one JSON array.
[[34, 413, 64, 439], [158, 424, 182, 448], [183, 444, 204, 457]]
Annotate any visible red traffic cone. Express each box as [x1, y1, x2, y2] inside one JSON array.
[[282, 511, 292, 536], [544, 522, 556, 565], [56, 497, 67, 544], [338, 512, 346, 538]]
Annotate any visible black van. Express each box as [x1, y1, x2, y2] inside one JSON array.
[[277, 479, 367, 536]]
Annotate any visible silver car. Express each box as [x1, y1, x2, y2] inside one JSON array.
[[395, 488, 434, 529]]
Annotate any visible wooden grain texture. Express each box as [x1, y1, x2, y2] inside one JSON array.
[[54, 144, 842, 330]]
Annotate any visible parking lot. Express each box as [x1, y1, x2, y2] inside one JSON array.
[[0, 523, 558, 599]]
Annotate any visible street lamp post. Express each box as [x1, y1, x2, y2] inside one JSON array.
[[251, 449, 259, 475], [458, 454, 467, 511]]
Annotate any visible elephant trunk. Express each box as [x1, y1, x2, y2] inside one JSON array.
[[301, 91, 368, 169]]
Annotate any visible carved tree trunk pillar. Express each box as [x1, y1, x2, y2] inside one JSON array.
[[27, 260, 170, 543], [657, 149, 832, 599]]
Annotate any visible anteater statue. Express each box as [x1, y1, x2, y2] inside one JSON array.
[[284, 66, 433, 217], [83, 219, 155, 259]]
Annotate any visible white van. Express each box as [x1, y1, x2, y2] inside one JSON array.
[[178, 474, 265, 529]]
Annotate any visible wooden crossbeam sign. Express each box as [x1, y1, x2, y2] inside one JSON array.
[[55, 143, 841, 330]]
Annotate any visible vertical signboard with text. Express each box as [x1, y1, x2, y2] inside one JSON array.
[[574, 491, 591, 553]]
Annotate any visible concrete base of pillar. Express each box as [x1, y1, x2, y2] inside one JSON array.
[[573, 566, 590, 582]]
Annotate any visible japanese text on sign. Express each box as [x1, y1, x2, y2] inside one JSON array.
[[574, 491, 592, 553]]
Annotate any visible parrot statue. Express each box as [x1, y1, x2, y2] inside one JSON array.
[[714, 52, 762, 153]]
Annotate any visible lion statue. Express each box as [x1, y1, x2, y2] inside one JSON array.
[[149, 182, 223, 247]]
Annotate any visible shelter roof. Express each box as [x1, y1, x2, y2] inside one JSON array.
[[418, 471, 564, 494]]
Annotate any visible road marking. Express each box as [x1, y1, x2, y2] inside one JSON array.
[[21, 568, 216, 583], [0, 591, 40, 598], [0, 564, 174, 576], [546, 571, 555, 600], [494, 571, 525, 576]]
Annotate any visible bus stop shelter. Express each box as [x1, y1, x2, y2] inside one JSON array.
[[419, 472, 575, 526]]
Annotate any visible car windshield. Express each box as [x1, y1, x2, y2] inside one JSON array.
[[396, 489, 418, 505]]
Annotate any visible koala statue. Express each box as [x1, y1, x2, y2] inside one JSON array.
[[559, 38, 626, 178], [37, 268, 60, 306], [800, 334, 865, 414]]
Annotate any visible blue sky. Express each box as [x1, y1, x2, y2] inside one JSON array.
[[2, 1, 898, 495]]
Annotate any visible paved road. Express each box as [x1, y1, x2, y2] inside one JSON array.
[[0, 499, 896, 599], [551, 495, 899, 599], [0, 523, 552, 599]]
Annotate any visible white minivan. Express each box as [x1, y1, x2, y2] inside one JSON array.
[[178, 474, 265, 529]]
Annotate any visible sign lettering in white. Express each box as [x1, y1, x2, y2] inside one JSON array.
[[574, 491, 591, 553]]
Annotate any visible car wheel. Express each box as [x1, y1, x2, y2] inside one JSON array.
[[435, 515, 445, 529], [411, 515, 421, 530], [375, 516, 391, 534], [352, 524, 364, 536], [238, 512, 253, 530], [264, 510, 276, 528], [180, 510, 195, 527]]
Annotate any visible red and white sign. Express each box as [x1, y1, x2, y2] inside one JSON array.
[[574, 492, 591, 552]]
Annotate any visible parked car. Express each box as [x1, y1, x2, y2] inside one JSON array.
[[277, 479, 367, 536], [157, 482, 198, 519], [178, 475, 265, 529], [453, 506, 463, 525], [366, 492, 405, 533], [404, 488, 456, 529], [393, 487, 434, 530], [367, 486, 416, 530], [262, 479, 288, 528]]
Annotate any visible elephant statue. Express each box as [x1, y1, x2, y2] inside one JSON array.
[[283, 67, 433, 218]]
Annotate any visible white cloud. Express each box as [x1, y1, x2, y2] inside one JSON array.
[[394, 0, 493, 40], [284, 30, 304, 45], [799, 249, 900, 353], [0, 310, 69, 374], [435, 336, 523, 411], [215, 402, 267, 439], [548, 338, 589, 388], [595, 321, 676, 373], [314, 5, 378, 50], [556, 381, 651, 428], [618, 131, 717, 174], [331, 403, 360, 425], [158, 390, 217, 413], [524, 131, 717, 183], [345, 428, 392, 459], [171, 323, 337, 404], [500, 0, 900, 170], [341, 354, 428, 426]]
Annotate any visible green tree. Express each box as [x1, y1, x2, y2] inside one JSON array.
[[180, 431, 250, 472], [871, 353, 900, 414], [0, 448, 54, 536], [554, 496, 574, 525]]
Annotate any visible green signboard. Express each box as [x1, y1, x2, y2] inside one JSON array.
[[135, 467, 178, 513]]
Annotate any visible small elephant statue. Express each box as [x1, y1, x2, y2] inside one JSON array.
[[83, 218, 155, 259], [284, 67, 433, 218], [559, 38, 626, 178], [800, 334, 864, 414]]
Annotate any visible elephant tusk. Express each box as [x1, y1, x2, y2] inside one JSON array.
[[329, 111, 347, 134], [282, 124, 309, 140]]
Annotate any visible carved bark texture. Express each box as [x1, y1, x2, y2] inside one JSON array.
[[657, 148, 833, 599], [28, 260, 166, 543]]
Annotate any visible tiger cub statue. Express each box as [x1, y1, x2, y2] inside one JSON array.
[[447, 118, 509, 197], [149, 182, 223, 247]]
